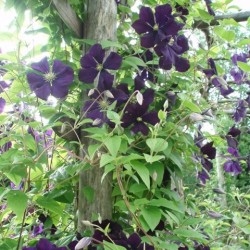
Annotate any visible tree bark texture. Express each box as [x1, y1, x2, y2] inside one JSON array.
[[77, 0, 117, 233]]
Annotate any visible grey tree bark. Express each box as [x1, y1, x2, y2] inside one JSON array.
[[77, 0, 117, 233]]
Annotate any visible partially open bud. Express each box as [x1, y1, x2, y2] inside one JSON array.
[[88, 88, 95, 97], [189, 113, 204, 122], [75, 237, 92, 250], [213, 188, 226, 194], [104, 90, 114, 99], [136, 91, 143, 105], [207, 210, 223, 218], [92, 118, 102, 126]]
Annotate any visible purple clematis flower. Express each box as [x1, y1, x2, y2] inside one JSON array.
[[155, 34, 190, 72], [127, 233, 154, 250], [200, 142, 216, 160], [122, 104, 159, 135], [0, 97, 6, 113], [27, 57, 74, 101], [233, 99, 248, 122], [22, 238, 67, 250], [224, 160, 242, 175], [79, 44, 122, 90], [132, 4, 184, 48], [203, 58, 234, 97]]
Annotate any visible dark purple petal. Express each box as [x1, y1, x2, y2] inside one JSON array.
[[36, 238, 54, 250], [176, 35, 189, 54], [208, 58, 217, 75], [204, 0, 215, 16], [143, 88, 155, 106], [203, 69, 215, 78], [233, 100, 248, 122], [0, 97, 6, 113], [224, 160, 242, 175], [200, 157, 213, 171], [226, 136, 238, 148], [34, 83, 51, 101], [164, 18, 184, 36], [0, 81, 8, 93], [128, 233, 141, 248], [27, 73, 46, 91], [80, 54, 98, 68], [228, 147, 239, 157], [88, 44, 105, 64], [159, 55, 172, 70], [97, 70, 114, 91], [141, 32, 157, 48], [227, 126, 241, 137], [230, 67, 244, 84], [79, 68, 99, 83], [231, 53, 248, 65], [67, 241, 78, 250], [134, 74, 146, 90], [155, 4, 172, 26], [201, 142, 216, 159], [132, 20, 153, 34], [131, 122, 149, 135], [175, 56, 190, 72], [142, 111, 159, 125], [103, 52, 122, 70], [31, 57, 50, 73], [197, 169, 210, 184], [32, 223, 43, 237], [139, 6, 155, 27]]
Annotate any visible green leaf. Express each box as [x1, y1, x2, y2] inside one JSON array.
[[122, 56, 147, 69], [131, 161, 150, 189], [100, 40, 123, 49], [7, 190, 28, 219], [237, 61, 250, 72], [214, 26, 235, 42], [146, 138, 168, 153], [103, 241, 127, 250], [144, 153, 165, 163], [197, 9, 214, 21], [149, 198, 184, 213], [182, 100, 201, 113], [104, 136, 121, 157], [174, 228, 205, 240], [141, 206, 161, 231], [100, 153, 115, 167], [24, 134, 37, 151], [36, 196, 63, 215], [106, 110, 121, 124], [88, 144, 100, 160], [82, 186, 94, 203]]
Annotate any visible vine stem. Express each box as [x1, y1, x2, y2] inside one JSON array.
[[116, 166, 155, 247], [16, 209, 27, 250]]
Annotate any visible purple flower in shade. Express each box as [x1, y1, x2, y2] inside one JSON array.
[[224, 160, 242, 175], [32, 223, 43, 237], [78, 44, 122, 90], [203, 58, 234, 97], [121, 89, 159, 135], [127, 233, 154, 250], [233, 99, 248, 122], [132, 4, 184, 48], [154, 34, 190, 72], [197, 169, 210, 184], [27, 57, 74, 101], [0, 97, 6, 113], [91, 219, 127, 248], [204, 0, 215, 16], [227, 125, 241, 138], [174, 4, 189, 22], [227, 147, 239, 157], [231, 53, 248, 65], [211, 76, 234, 97], [0, 81, 9, 93], [200, 142, 216, 160], [22, 238, 67, 250], [230, 67, 246, 84]]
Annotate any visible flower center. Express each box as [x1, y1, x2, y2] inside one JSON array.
[[168, 37, 175, 46], [137, 117, 142, 122], [153, 24, 158, 31], [96, 64, 103, 71], [98, 98, 110, 110], [44, 71, 56, 83]]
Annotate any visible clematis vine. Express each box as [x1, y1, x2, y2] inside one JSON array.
[[27, 57, 74, 101], [79, 43, 122, 91]]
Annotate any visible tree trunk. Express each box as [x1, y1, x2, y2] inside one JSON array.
[[77, 0, 117, 233]]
